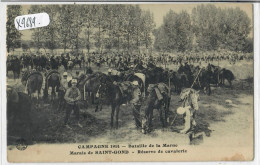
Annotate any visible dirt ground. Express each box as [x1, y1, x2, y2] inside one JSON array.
[[6, 60, 254, 158]]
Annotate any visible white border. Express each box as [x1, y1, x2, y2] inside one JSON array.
[[0, 2, 259, 165]]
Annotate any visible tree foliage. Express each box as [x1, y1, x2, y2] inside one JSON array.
[[25, 4, 156, 54], [6, 5, 22, 53], [154, 5, 252, 52], [154, 10, 193, 52], [8, 4, 252, 54]]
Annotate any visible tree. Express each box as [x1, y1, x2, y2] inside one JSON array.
[[132, 5, 142, 54], [58, 5, 74, 53], [6, 5, 22, 53], [69, 5, 85, 54], [191, 5, 251, 51], [28, 6, 46, 51], [92, 5, 106, 54], [220, 7, 251, 51], [140, 10, 156, 53], [82, 5, 95, 56], [191, 5, 221, 50], [41, 5, 60, 54], [153, 27, 169, 52], [154, 10, 193, 52]]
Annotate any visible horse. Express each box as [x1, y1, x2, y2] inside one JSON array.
[[50, 57, 60, 70], [21, 71, 43, 103], [43, 70, 61, 102], [142, 66, 169, 92], [170, 71, 189, 94], [206, 63, 222, 87], [137, 83, 170, 134], [77, 72, 106, 109], [7, 87, 33, 145], [96, 77, 142, 129], [219, 68, 235, 88], [7, 57, 21, 79], [124, 73, 145, 96], [191, 66, 212, 95]]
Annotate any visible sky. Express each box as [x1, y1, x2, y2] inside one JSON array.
[[139, 3, 253, 28], [19, 3, 253, 40]]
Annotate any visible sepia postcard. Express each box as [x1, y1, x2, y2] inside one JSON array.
[[5, 3, 254, 162]]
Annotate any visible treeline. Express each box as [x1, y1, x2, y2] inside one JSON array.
[[153, 5, 253, 53], [7, 5, 155, 55], [7, 4, 253, 55]]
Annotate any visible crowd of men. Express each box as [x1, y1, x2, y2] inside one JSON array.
[[7, 50, 253, 76]]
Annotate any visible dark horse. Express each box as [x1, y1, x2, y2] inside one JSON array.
[[96, 76, 142, 129], [43, 70, 61, 102], [7, 87, 33, 145], [7, 58, 21, 79], [191, 66, 212, 95], [77, 72, 105, 110], [136, 83, 170, 134], [21, 71, 43, 101], [124, 72, 145, 96], [219, 68, 235, 88], [170, 71, 189, 94]]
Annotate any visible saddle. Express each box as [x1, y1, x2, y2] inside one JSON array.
[[148, 83, 169, 101], [25, 71, 42, 81], [45, 70, 60, 81], [116, 81, 133, 98]]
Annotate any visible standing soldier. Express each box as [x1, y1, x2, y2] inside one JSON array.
[[58, 72, 69, 111], [64, 78, 82, 129]]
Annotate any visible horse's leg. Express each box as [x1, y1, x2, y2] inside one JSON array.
[[99, 101, 103, 111], [91, 92, 95, 104], [207, 82, 211, 95], [94, 98, 99, 112], [51, 87, 56, 106], [111, 104, 115, 128], [115, 105, 120, 129], [159, 108, 164, 127], [51, 86, 56, 101], [13, 71, 15, 80], [149, 109, 153, 130], [37, 90, 40, 108], [229, 79, 233, 89]]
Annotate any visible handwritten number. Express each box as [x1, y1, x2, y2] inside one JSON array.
[[32, 17, 36, 27], [22, 17, 25, 28]]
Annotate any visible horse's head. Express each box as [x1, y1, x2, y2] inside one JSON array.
[[21, 70, 29, 85], [207, 63, 215, 74]]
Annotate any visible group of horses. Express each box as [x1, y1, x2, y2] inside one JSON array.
[[7, 54, 84, 79], [13, 59, 235, 134]]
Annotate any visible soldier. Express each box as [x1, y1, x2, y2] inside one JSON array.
[[130, 81, 142, 127], [57, 72, 69, 111], [176, 106, 195, 134], [60, 72, 69, 90], [64, 78, 82, 129]]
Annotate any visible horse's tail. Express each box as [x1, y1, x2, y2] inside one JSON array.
[[228, 70, 235, 81]]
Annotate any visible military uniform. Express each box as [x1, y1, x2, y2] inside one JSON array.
[[64, 79, 82, 127]]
